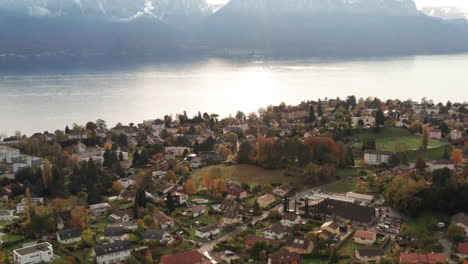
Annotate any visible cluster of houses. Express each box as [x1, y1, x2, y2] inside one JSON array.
[[0, 146, 43, 176]]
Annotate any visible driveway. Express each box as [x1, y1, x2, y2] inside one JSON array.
[[439, 237, 455, 264]]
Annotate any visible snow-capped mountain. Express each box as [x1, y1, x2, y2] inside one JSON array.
[[1, 0, 213, 24], [421, 6, 467, 20], [217, 0, 421, 16]]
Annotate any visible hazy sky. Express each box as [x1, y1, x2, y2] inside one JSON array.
[[206, 0, 468, 9]]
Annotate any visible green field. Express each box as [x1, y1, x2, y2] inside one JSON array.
[[407, 146, 452, 162], [191, 164, 291, 187], [354, 127, 411, 140], [353, 136, 447, 152]]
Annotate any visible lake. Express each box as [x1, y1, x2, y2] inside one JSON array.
[[1, 54, 467, 136]]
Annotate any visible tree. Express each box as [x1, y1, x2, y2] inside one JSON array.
[[51, 166, 67, 197], [70, 206, 90, 229], [164, 171, 176, 182], [145, 250, 154, 264], [375, 109, 385, 127], [283, 196, 289, 212], [183, 179, 197, 195], [166, 192, 175, 212], [388, 154, 400, 168], [213, 178, 227, 194], [81, 229, 96, 246], [422, 128, 429, 150], [304, 198, 310, 218], [447, 224, 465, 242], [451, 148, 463, 166], [415, 157, 427, 170], [432, 168, 451, 187], [237, 141, 253, 164], [42, 159, 52, 189], [112, 181, 124, 194], [317, 100, 323, 117], [308, 105, 316, 123]]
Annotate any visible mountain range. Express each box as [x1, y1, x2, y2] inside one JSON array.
[[1, 0, 468, 58]]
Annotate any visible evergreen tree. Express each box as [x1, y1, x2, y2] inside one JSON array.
[[166, 192, 175, 212], [304, 198, 310, 218], [308, 105, 316, 123], [375, 109, 385, 127], [69, 164, 83, 195], [237, 141, 253, 164], [345, 146, 355, 167], [119, 152, 124, 162], [283, 196, 289, 212], [51, 166, 67, 197], [422, 128, 429, 150], [317, 101, 323, 117]]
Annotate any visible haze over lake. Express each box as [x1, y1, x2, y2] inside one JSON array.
[[1, 53, 467, 136]]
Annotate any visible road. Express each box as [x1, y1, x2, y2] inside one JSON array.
[[439, 237, 455, 264]]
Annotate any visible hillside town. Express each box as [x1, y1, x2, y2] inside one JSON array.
[[0, 96, 467, 264]]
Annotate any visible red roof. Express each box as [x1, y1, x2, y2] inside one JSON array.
[[400, 253, 446, 264], [426, 253, 446, 264], [459, 243, 468, 254], [161, 250, 204, 264], [354, 230, 376, 240]]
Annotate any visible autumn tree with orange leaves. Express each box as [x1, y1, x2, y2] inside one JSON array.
[[183, 179, 197, 195], [451, 149, 463, 166], [70, 206, 90, 229]]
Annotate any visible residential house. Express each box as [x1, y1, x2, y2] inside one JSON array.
[[399, 253, 446, 264], [152, 170, 167, 179], [222, 211, 243, 225], [89, 203, 111, 217], [428, 160, 455, 171], [117, 178, 134, 189], [196, 224, 220, 239], [354, 230, 377, 245], [457, 243, 468, 260], [143, 229, 173, 244], [227, 187, 248, 200], [219, 200, 243, 215], [117, 190, 136, 203], [108, 221, 138, 231], [264, 224, 289, 240], [186, 205, 206, 218], [68, 131, 88, 140], [451, 129, 463, 141], [153, 211, 174, 230], [273, 184, 293, 197], [281, 213, 301, 227], [103, 227, 128, 242], [13, 242, 54, 264], [107, 210, 133, 223], [352, 116, 376, 127], [57, 228, 82, 244], [0, 210, 16, 221], [160, 250, 206, 264], [257, 194, 276, 208], [285, 235, 314, 254], [0, 146, 20, 164], [364, 150, 393, 166], [92, 241, 132, 264], [429, 129, 442, 140], [173, 192, 188, 205], [318, 221, 340, 240], [164, 147, 190, 159], [452, 213, 468, 237], [268, 252, 302, 264], [355, 248, 385, 263], [16, 197, 44, 214]]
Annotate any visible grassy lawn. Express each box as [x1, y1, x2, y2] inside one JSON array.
[[2, 234, 22, 242], [191, 164, 291, 188], [0, 221, 15, 227], [354, 127, 411, 140], [353, 136, 447, 153], [339, 240, 380, 257], [303, 257, 327, 264], [407, 146, 452, 162], [324, 179, 357, 192], [401, 213, 449, 238]]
